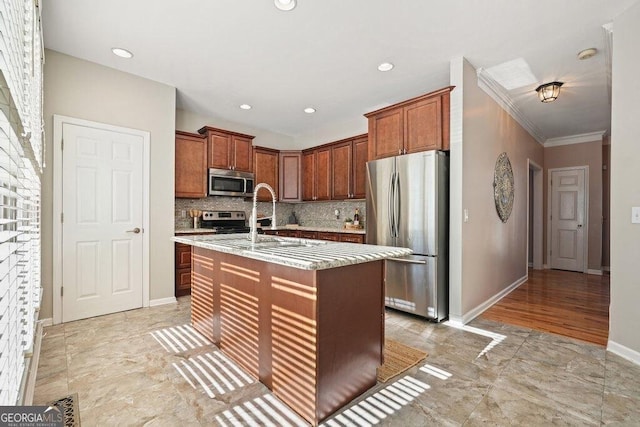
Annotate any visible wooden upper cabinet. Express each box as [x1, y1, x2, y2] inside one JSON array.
[[302, 151, 315, 201], [365, 86, 454, 160], [331, 141, 353, 200], [198, 126, 255, 172], [404, 96, 441, 154], [368, 108, 403, 160], [279, 151, 302, 202], [175, 131, 207, 198], [352, 135, 368, 199], [302, 147, 331, 201], [232, 135, 253, 172], [253, 147, 279, 202]]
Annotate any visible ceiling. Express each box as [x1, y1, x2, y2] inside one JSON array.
[[41, 0, 638, 143]]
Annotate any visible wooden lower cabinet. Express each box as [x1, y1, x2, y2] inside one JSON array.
[[264, 229, 364, 243], [175, 243, 192, 297], [190, 247, 384, 425]]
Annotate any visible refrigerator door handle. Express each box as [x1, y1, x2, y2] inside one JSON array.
[[388, 171, 396, 238], [387, 257, 427, 265], [394, 171, 401, 238]]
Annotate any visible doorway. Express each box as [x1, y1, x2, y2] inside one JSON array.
[[547, 166, 589, 273], [53, 115, 150, 324]]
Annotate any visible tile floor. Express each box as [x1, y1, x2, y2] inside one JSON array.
[[34, 297, 640, 426]]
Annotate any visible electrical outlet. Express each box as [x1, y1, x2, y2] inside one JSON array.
[[632, 207, 640, 224], [464, 209, 469, 223]]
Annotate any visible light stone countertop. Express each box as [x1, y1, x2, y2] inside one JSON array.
[[172, 233, 410, 270], [175, 228, 219, 234]]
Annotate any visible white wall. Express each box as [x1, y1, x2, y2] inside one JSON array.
[[176, 108, 295, 150], [450, 57, 544, 323], [42, 50, 176, 318], [609, 1, 640, 361], [293, 116, 367, 149]]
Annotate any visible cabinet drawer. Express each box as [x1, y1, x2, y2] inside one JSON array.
[[175, 243, 192, 268], [339, 234, 365, 244], [317, 232, 340, 242], [299, 231, 318, 239]]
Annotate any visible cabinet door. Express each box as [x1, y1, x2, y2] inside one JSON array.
[[315, 147, 332, 201], [339, 234, 365, 244], [352, 135, 368, 199], [254, 147, 279, 201], [279, 151, 302, 202], [317, 232, 340, 242], [369, 108, 403, 160], [208, 131, 231, 169], [404, 96, 442, 153], [175, 243, 192, 268], [299, 231, 318, 239], [302, 151, 315, 201], [232, 135, 253, 172], [175, 132, 207, 198], [175, 267, 192, 297], [331, 141, 352, 200]]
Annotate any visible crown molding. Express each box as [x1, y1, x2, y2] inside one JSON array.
[[477, 68, 546, 145], [544, 131, 605, 148]]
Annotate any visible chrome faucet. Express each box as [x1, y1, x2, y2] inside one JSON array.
[[250, 183, 277, 244]]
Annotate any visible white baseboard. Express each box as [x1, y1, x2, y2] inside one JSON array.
[[149, 297, 177, 307], [543, 264, 549, 269], [458, 274, 528, 324], [607, 340, 640, 366], [39, 318, 53, 327], [528, 262, 533, 268], [587, 269, 603, 276]]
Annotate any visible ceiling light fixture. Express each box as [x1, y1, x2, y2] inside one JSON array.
[[274, 0, 296, 11], [304, 107, 316, 114], [111, 47, 133, 59], [535, 81, 564, 103], [239, 104, 252, 110], [377, 62, 394, 72], [577, 48, 598, 60]]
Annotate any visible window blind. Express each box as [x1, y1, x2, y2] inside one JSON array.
[[0, 0, 43, 405]]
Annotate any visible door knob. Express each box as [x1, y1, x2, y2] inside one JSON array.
[[577, 224, 583, 228], [127, 227, 141, 234]]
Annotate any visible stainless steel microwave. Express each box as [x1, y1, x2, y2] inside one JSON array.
[[208, 168, 254, 197]]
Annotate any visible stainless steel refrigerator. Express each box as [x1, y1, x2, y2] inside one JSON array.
[[366, 150, 449, 321]]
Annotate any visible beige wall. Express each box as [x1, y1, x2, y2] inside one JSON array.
[[610, 1, 640, 356], [544, 140, 603, 271], [176, 109, 294, 150], [602, 140, 610, 268], [452, 58, 544, 320], [42, 50, 176, 318]]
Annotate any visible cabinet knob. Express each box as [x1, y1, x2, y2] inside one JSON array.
[[398, 149, 402, 155]]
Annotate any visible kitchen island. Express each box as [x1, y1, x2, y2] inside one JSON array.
[[172, 234, 411, 425]]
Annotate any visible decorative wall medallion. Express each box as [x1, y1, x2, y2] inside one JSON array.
[[493, 152, 514, 223]]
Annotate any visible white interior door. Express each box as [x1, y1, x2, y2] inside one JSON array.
[[61, 122, 144, 322], [550, 168, 586, 272]]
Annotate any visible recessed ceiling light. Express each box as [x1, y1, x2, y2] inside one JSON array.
[[304, 107, 316, 114], [239, 104, 252, 110], [577, 48, 598, 60], [378, 62, 394, 72], [111, 47, 133, 59], [274, 0, 296, 11]]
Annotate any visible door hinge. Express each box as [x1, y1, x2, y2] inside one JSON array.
[[61, 212, 64, 223], [61, 286, 63, 297], [61, 138, 64, 150]]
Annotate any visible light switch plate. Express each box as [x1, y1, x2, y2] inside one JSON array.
[[632, 207, 640, 224]]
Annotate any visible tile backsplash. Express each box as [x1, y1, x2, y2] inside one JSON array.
[[175, 197, 366, 230]]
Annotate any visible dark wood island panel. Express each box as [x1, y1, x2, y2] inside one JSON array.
[[190, 246, 384, 425]]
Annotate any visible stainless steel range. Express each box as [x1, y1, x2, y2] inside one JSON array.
[[200, 211, 251, 234]]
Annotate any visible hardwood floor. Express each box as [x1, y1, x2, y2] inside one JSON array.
[[481, 269, 610, 346]]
